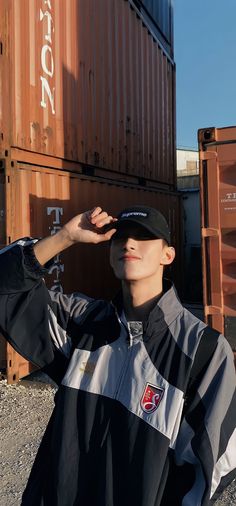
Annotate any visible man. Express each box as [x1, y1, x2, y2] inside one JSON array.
[[0, 205, 235, 506]]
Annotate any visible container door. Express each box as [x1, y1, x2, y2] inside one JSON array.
[[199, 127, 236, 351]]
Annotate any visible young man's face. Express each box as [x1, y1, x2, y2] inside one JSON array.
[[109, 224, 175, 282]]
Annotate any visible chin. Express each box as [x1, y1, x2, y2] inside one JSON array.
[[116, 270, 145, 282]]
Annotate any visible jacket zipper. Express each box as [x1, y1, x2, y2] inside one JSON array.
[[114, 319, 134, 399]]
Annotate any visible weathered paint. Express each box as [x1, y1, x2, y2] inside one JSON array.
[[199, 126, 236, 351], [0, 0, 176, 188], [135, 0, 174, 51]]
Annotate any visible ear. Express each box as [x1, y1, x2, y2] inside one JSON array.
[[161, 246, 175, 266]]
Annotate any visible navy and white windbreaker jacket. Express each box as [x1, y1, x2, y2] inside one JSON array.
[[0, 239, 235, 506]]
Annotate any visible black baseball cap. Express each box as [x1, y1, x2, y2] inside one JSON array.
[[109, 205, 171, 244]]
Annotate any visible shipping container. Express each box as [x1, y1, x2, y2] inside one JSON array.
[[0, 0, 176, 188], [130, 0, 174, 57], [0, 156, 182, 383], [198, 126, 236, 352]]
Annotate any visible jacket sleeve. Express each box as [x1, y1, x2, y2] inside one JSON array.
[[0, 239, 92, 381], [162, 334, 236, 505]]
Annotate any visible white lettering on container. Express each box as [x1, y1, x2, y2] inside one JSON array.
[[40, 2, 55, 114], [40, 77, 55, 114], [44, 0, 52, 8], [47, 207, 64, 292], [39, 9, 53, 43], [41, 45, 54, 77], [47, 207, 63, 224], [221, 193, 236, 203]]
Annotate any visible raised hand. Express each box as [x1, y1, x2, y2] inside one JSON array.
[[33, 207, 117, 266], [62, 207, 117, 244]]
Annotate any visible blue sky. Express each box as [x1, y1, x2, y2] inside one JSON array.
[[174, 0, 236, 149]]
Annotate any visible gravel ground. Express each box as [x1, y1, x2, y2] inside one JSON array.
[[0, 374, 57, 506], [0, 374, 235, 506]]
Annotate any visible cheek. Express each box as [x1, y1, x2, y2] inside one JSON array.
[[109, 244, 117, 270], [142, 248, 162, 271]]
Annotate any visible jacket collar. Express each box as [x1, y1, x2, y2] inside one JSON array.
[[112, 279, 183, 337], [156, 279, 183, 327]]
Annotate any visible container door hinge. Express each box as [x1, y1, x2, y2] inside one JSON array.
[[200, 151, 217, 161], [205, 305, 223, 315], [202, 227, 219, 237]]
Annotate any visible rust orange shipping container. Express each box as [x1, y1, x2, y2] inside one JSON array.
[[199, 126, 236, 352], [0, 0, 179, 382], [0, 0, 176, 188], [0, 159, 182, 382]]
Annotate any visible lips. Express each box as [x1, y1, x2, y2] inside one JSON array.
[[120, 255, 140, 261]]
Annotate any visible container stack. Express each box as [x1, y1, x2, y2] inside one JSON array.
[[199, 126, 236, 355], [0, 0, 181, 382]]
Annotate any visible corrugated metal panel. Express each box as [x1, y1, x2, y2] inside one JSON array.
[[0, 0, 176, 188], [130, 0, 173, 55], [1, 158, 182, 382], [199, 126, 236, 351], [9, 162, 182, 295]]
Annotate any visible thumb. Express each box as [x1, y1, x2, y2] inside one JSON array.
[[95, 228, 117, 243]]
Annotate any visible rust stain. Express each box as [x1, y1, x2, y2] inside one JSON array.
[[0, 0, 175, 188]]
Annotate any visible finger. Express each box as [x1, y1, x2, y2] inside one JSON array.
[[91, 211, 109, 226], [92, 211, 108, 221], [98, 217, 117, 232], [90, 206, 102, 218], [96, 216, 116, 229], [106, 228, 117, 240], [96, 228, 117, 243]]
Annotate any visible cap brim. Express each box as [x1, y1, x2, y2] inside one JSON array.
[[106, 218, 166, 240]]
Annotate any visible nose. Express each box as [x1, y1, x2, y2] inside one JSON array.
[[122, 236, 136, 250]]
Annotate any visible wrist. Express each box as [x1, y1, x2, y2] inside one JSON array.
[[57, 227, 75, 248]]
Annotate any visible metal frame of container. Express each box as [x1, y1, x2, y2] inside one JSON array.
[[0, 0, 176, 189], [198, 126, 236, 352], [129, 0, 174, 58], [0, 152, 183, 382]]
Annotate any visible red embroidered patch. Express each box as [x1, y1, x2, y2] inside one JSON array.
[[141, 383, 164, 413]]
